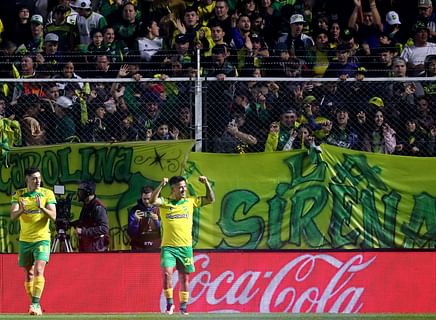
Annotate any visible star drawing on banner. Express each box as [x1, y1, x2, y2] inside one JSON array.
[[150, 148, 166, 169]]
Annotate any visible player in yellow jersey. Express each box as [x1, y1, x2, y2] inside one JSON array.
[[10, 167, 57, 316], [151, 175, 215, 315]]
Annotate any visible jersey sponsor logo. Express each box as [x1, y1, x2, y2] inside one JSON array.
[[166, 213, 188, 219]]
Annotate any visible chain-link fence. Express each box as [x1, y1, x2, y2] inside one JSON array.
[[1, 76, 435, 157]]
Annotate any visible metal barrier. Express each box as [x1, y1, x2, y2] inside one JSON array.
[[1, 76, 435, 156]]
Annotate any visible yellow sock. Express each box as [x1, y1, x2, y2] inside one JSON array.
[[24, 280, 33, 301], [32, 276, 45, 304], [180, 291, 189, 304], [164, 288, 173, 305], [163, 288, 173, 299]]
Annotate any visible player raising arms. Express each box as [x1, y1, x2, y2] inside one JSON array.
[[151, 175, 215, 315], [10, 167, 57, 316]]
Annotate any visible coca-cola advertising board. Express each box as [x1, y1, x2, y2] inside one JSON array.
[[1, 251, 435, 313]]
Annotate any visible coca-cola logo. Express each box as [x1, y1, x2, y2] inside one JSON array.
[[160, 253, 376, 313]]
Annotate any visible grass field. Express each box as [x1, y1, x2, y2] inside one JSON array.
[[1, 313, 436, 320]]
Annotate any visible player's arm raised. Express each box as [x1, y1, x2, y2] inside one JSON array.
[[199, 176, 215, 205], [150, 178, 168, 206]]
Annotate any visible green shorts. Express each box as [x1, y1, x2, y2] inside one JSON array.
[[160, 246, 195, 273], [18, 240, 51, 267]]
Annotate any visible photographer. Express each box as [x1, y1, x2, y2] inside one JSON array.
[[72, 181, 110, 252], [127, 186, 161, 251]]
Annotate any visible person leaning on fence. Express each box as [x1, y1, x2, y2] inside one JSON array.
[[265, 108, 299, 152], [19, 94, 46, 146], [127, 185, 161, 252], [10, 167, 57, 316], [150, 175, 215, 315], [362, 108, 397, 154], [72, 180, 110, 252], [214, 111, 258, 153]]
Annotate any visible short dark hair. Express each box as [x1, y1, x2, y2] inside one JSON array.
[[169, 176, 186, 186], [141, 185, 154, 194], [24, 167, 40, 176], [78, 180, 96, 195]]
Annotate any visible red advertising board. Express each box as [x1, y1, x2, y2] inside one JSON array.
[[1, 251, 435, 313]]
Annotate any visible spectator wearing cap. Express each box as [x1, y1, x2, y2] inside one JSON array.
[[324, 43, 358, 79], [34, 33, 63, 77], [348, 0, 383, 51], [298, 95, 332, 135], [265, 108, 299, 152], [383, 11, 402, 45], [416, 0, 436, 41], [400, 22, 436, 76], [276, 14, 315, 65], [16, 14, 45, 55], [45, 4, 76, 52], [74, 0, 107, 52], [50, 95, 77, 144], [112, 2, 143, 50]]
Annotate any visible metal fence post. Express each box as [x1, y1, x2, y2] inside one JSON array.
[[194, 48, 203, 152]]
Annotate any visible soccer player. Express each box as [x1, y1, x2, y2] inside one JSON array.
[[10, 167, 57, 316], [151, 175, 215, 315]]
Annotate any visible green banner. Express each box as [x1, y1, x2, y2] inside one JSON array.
[[1, 142, 436, 252], [0, 141, 195, 252], [189, 145, 436, 250]]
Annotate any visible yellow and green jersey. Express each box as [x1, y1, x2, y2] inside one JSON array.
[[159, 196, 202, 247], [12, 187, 56, 242]]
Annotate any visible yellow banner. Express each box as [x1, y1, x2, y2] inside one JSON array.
[[0, 141, 195, 252], [189, 145, 436, 249], [1, 142, 435, 252]]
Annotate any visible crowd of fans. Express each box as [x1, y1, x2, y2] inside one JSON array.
[[0, 0, 435, 156]]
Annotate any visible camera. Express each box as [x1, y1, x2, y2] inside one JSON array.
[[53, 185, 73, 231]]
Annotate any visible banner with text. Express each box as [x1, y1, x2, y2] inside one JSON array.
[[189, 145, 436, 250], [1, 143, 436, 252], [0, 140, 195, 253]]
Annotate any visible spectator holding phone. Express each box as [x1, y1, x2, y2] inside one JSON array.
[[127, 185, 161, 251]]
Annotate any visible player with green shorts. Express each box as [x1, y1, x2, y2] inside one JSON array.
[[151, 175, 215, 315], [10, 167, 57, 316]]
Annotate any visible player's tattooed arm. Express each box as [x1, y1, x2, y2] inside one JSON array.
[[199, 176, 215, 205]]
